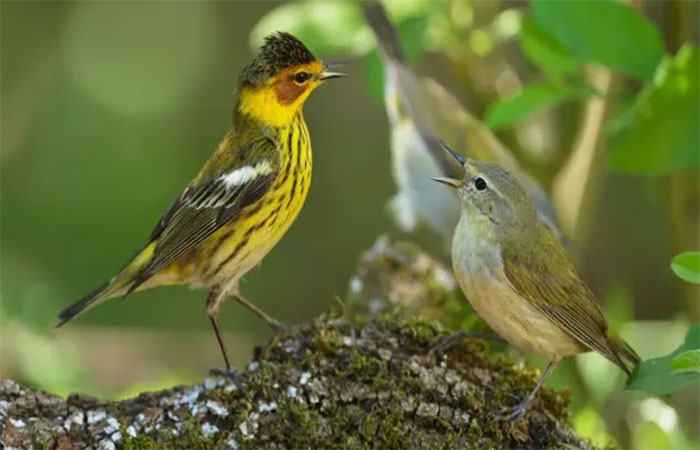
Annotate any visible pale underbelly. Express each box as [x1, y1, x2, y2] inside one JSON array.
[[458, 269, 585, 359]]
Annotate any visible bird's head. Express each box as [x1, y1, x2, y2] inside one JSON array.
[[432, 143, 539, 231], [237, 32, 345, 126]]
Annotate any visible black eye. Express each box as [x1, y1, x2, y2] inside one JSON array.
[[293, 72, 310, 84], [474, 177, 488, 191]]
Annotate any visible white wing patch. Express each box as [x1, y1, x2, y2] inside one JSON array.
[[186, 161, 275, 209], [220, 161, 274, 188]]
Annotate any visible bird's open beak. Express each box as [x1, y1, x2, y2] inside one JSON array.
[[318, 62, 347, 81], [430, 176, 462, 189], [431, 141, 466, 188], [439, 141, 466, 166]]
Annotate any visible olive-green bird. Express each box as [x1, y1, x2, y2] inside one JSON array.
[[433, 144, 639, 420], [57, 32, 345, 376], [364, 3, 565, 245]]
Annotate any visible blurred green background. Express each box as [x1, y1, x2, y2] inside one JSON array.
[[1, 1, 698, 448], [2, 0, 395, 389]]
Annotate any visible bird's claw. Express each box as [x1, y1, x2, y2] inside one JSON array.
[[429, 331, 504, 356], [264, 321, 304, 355], [495, 403, 528, 422]]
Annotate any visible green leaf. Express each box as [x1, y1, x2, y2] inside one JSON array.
[[626, 324, 700, 395], [609, 45, 700, 175], [532, 0, 664, 80], [671, 251, 700, 284], [519, 17, 581, 77], [250, 2, 373, 58], [484, 84, 574, 130], [671, 349, 700, 374]]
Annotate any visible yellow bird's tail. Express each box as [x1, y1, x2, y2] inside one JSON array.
[[56, 242, 157, 327]]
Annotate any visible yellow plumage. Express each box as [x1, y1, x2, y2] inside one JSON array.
[[57, 32, 343, 374]]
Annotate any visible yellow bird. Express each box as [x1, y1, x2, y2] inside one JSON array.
[[57, 32, 345, 376]]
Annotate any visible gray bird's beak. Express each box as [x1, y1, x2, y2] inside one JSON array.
[[439, 141, 466, 167], [430, 176, 462, 189], [431, 141, 465, 188], [319, 62, 347, 81]]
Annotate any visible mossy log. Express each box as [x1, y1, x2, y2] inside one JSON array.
[[1, 237, 592, 449]]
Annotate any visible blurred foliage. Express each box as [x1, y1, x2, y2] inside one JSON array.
[[671, 251, 700, 284], [627, 325, 699, 395], [518, 17, 581, 78], [626, 255, 700, 396], [609, 45, 700, 175], [671, 349, 700, 374], [250, 2, 374, 58], [363, 16, 432, 104], [2, 1, 699, 449], [484, 83, 575, 130], [532, 0, 664, 80]]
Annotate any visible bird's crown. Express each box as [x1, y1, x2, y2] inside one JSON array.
[[239, 32, 317, 87]]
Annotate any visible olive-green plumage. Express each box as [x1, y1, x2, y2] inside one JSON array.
[[433, 144, 639, 420]]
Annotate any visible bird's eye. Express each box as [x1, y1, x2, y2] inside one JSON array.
[[474, 177, 488, 191], [293, 72, 310, 84]]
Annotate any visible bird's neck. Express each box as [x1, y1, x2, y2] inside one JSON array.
[[236, 85, 306, 129], [452, 210, 502, 276]]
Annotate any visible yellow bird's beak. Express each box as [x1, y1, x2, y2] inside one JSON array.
[[318, 62, 347, 81]]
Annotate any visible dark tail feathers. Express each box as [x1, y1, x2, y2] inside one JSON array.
[[608, 331, 641, 376], [56, 282, 110, 328], [364, 2, 406, 62]]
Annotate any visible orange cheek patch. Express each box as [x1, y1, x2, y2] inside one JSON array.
[[272, 62, 323, 105], [274, 79, 307, 105]]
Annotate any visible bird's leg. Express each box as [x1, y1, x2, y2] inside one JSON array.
[[497, 359, 559, 421], [430, 330, 505, 355], [206, 287, 246, 393], [229, 284, 285, 331]]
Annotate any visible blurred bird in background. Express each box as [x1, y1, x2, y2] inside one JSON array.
[[364, 3, 565, 246]]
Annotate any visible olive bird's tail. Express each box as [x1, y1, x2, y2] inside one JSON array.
[[607, 330, 641, 376], [364, 2, 406, 63]]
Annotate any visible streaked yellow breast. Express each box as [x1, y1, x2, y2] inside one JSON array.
[[199, 113, 312, 287]]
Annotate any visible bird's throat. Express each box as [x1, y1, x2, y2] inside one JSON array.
[[238, 86, 306, 128]]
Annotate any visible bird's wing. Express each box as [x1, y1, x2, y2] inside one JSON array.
[[500, 228, 622, 367], [130, 134, 280, 288]]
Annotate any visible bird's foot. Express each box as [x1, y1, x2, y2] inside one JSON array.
[[430, 331, 504, 356], [264, 321, 305, 356], [209, 367, 248, 395], [495, 402, 529, 422]]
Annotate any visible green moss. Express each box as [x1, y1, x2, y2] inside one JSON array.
[[30, 433, 52, 450], [337, 348, 387, 379], [467, 418, 483, 445], [121, 432, 159, 449], [311, 325, 342, 355], [18, 314, 585, 449], [374, 411, 412, 449]]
